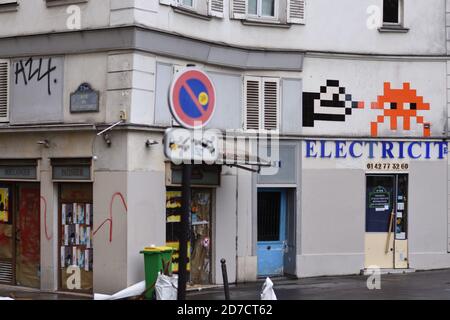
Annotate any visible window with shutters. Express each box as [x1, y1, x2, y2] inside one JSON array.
[[159, 0, 223, 19], [0, 60, 9, 123], [231, 0, 304, 24], [244, 77, 280, 131], [0, 0, 18, 13]]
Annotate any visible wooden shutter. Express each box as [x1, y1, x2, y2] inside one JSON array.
[[0, 60, 9, 123], [231, 0, 246, 19], [263, 78, 279, 131], [287, 0, 305, 24], [209, 0, 224, 17], [244, 77, 261, 130]]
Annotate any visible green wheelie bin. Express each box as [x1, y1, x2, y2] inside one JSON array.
[[140, 246, 174, 300]]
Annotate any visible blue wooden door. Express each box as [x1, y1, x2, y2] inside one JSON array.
[[257, 189, 287, 277]]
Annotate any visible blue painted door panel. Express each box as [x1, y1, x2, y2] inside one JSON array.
[[257, 241, 284, 277], [257, 190, 286, 277]]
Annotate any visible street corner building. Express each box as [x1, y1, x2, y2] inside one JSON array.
[[0, 0, 449, 295]]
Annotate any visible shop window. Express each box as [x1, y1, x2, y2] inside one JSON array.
[[0, 183, 41, 288], [166, 189, 212, 285], [59, 183, 93, 293], [0, 187, 12, 281], [244, 76, 280, 131], [0, 60, 9, 123]]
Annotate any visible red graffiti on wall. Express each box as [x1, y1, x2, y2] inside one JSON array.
[[93, 192, 127, 243], [18, 188, 40, 262], [40, 196, 52, 241]]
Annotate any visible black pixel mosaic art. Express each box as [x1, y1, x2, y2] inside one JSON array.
[[303, 80, 365, 127]]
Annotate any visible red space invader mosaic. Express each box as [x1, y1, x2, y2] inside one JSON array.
[[371, 82, 431, 137]]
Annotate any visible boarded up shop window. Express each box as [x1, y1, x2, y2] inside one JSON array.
[[59, 183, 93, 293], [166, 189, 212, 285]]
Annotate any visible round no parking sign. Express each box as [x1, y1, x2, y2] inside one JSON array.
[[169, 68, 216, 129]]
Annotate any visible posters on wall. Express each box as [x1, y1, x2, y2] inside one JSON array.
[[61, 203, 93, 272], [165, 189, 212, 284], [0, 188, 9, 223]]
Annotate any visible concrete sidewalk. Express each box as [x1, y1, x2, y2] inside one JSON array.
[[0, 269, 449, 300], [187, 269, 450, 300], [0, 285, 91, 300]]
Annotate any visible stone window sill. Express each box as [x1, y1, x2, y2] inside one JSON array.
[[242, 19, 291, 28], [173, 6, 211, 21], [378, 24, 409, 33], [45, 0, 88, 8]]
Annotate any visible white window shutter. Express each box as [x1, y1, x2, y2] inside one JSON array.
[[287, 0, 305, 24], [231, 0, 246, 19], [0, 60, 9, 123], [209, 0, 224, 17], [263, 78, 280, 131], [244, 77, 261, 130]]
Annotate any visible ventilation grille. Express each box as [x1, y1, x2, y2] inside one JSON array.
[[0, 261, 13, 284]]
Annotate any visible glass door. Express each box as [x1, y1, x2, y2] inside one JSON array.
[[365, 175, 396, 269]]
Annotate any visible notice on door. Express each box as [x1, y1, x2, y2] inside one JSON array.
[[369, 186, 390, 211]]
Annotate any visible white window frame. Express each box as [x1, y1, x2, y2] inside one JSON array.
[[247, 0, 278, 21], [178, 0, 195, 10], [383, 0, 403, 26]]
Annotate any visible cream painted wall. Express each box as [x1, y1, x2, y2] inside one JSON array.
[[0, 0, 110, 37], [125, 0, 446, 55]]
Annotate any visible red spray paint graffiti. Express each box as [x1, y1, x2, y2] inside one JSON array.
[[18, 188, 40, 262], [93, 192, 127, 243], [40, 196, 52, 241]]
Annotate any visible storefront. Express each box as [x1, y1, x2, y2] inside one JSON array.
[[0, 160, 40, 288], [52, 158, 94, 293], [165, 164, 220, 285], [301, 139, 449, 275]]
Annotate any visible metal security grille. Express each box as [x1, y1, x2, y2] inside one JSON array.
[[0, 260, 13, 284], [257, 192, 281, 241]]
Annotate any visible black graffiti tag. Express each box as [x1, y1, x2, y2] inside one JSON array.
[[15, 57, 57, 95]]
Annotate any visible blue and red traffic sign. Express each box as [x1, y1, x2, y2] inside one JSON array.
[[169, 68, 216, 129]]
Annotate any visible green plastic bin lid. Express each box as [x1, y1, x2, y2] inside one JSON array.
[[140, 246, 174, 254]]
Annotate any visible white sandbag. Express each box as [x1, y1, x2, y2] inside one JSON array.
[[94, 281, 146, 300], [260, 277, 277, 300], [93, 293, 112, 300], [155, 273, 178, 300]]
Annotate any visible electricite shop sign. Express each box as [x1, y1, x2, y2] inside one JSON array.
[[305, 140, 448, 160]]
